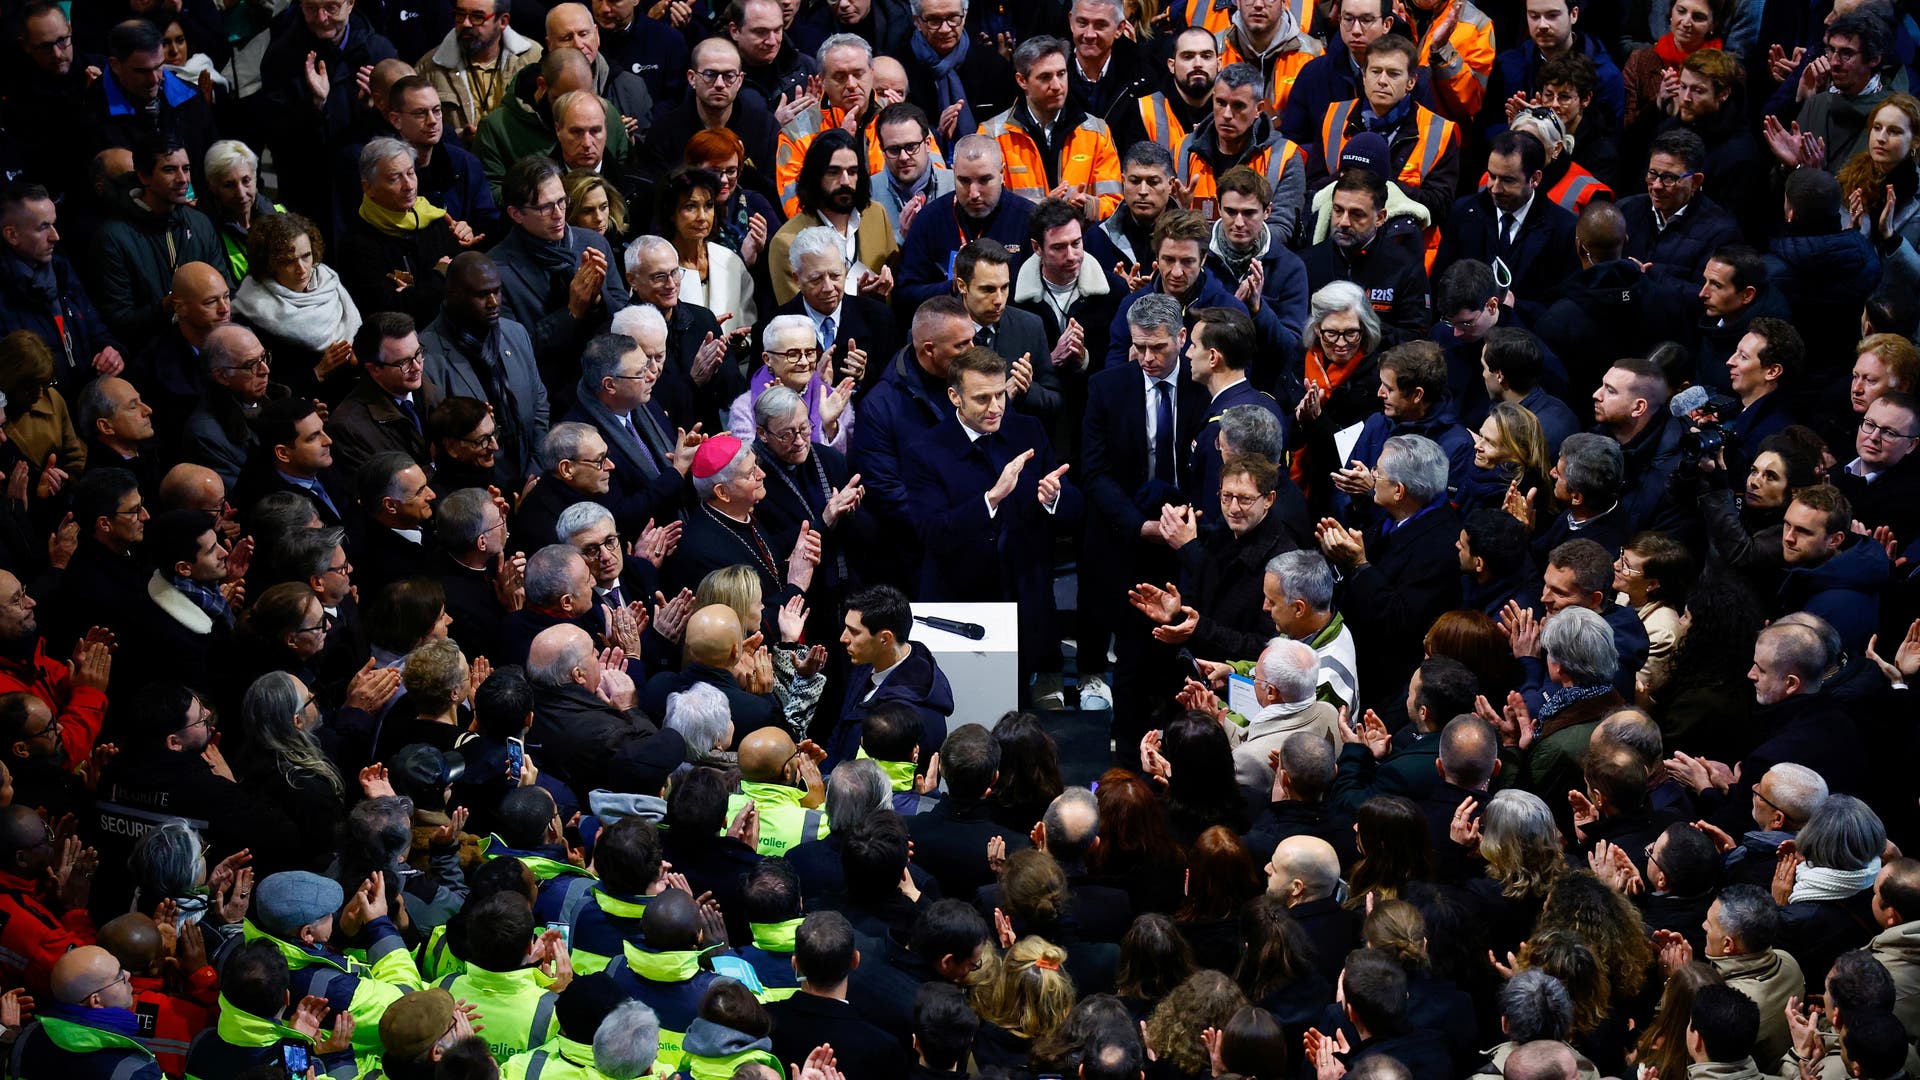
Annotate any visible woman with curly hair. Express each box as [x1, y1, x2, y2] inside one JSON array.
[[1836, 94, 1920, 258], [991, 711, 1065, 832], [1514, 930, 1626, 1075], [1532, 873, 1655, 1074], [1090, 769, 1185, 915], [1175, 826, 1264, 974], [1364, 899, 1477, 1070], [1234, 895, 1330, 1045], [972, 935, 1078, 1071], [1116, 914, 1196, 1023], [1145, 970, 1248, 1080], [1463, 790, 1567, 958], [1347, 795, 1433, 909], [1631, 961, 1723, 1080], [1649, 575, 1767, 757], [232, 211, 362, 401]]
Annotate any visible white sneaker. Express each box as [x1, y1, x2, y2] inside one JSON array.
[[1078, 674, 1112, 711]]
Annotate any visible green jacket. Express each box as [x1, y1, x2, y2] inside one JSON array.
[[472, 86, 632, 202], [726, 782, 829, 857], [244, 918, 425, 1058], [11, 1014, 163, 1080], [440, 963, 561, 1062]]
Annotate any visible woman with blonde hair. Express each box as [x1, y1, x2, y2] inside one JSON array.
[[1851, 333, 1920, 415], [564, 170, 630, 260], [695, 564, 826, 736], [0, 330, 83, 471], [1145, 970, 1248, 1079], [1462, 400, 1553, 516], [972, 935, 1078, 1071], [1461, 789, 1567, 957]]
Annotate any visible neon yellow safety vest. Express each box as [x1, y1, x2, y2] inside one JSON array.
[[243, 920, 425, 1058], [725, 782, 830, 856], [438, 964, 560, 1062]]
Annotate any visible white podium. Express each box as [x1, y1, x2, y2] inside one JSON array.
[[909, 602, 1019, 732]]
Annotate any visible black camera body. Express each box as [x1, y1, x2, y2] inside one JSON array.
[[1680, 393, 1744, 462]]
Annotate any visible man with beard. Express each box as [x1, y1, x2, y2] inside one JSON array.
[[385, 75, 501, 236], [81, 20, 219, 199], [1218, 0, 1324, 115], [897, 136, 1036, 311], [1299, 163, 1430, 345], [421, 252, 550, 485], [591, 0, 692, 109], [1112, 27, 1220, 155], [1434, 129, 1579, 321], [561, 326, 702, 532], [0, 569, 109, 799], [8, 3, 93, 196], [491, 155, 628, 396], [1657, 49, 1765, 235], [767, 129, 899, 306], [619, 235, 747, 431], [421, 0, 546, 143], [1103, 209, 1253, 369]]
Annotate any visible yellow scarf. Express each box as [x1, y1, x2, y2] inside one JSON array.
[[358, 195, 448, 236]]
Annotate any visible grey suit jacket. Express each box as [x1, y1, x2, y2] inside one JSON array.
[[419, 315, 550, 483]]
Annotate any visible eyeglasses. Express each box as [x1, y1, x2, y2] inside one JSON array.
[[636, 270, 677, 287], [763, 418, 813, 444], [695, 68, 744, 85], [24, 715, 61, 742], [75, 970, 130, 1002], [366, 349, 426, 370], [1340, 13, 1381, 26], [919, 12, 964, 28], [1644, 168, 1699, 187], [323, 560, 352, 577], [302, 0, 348, 14], [524, 195, 569, 216], [183, 708, 218, 732], [294, 621, 328, 638], [568, 453, 614, 470], [1861, 417, 1920, 441], [882, 140, 928, 158], [218, 352, 272, 374], [1219, 491, 1267, 508], [1318, 326, 1363, 343], [451, 8, 499, 23], [26, 33, 72, 53], [113, 500, 148, 518], [1613, 554, 1643, 576], [578, 533, 622, 557], [457, 431, 499, 448], [704, 165, 741, 181], [770, 346, 822, 365]]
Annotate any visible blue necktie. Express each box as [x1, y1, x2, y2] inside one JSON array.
[[398, 396, 421, 433], [1153, 381, 1175, 483]]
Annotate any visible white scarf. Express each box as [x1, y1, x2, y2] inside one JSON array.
[[232, 263, 362, 352], [1790, 858, 1881, 904]]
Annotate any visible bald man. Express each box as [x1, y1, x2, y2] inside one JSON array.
[[648, 37, 782, 195], [137, 261, 233, 444], [1537, 200, 1695, 387], [639, 604, 780, 737], [0, 807, 97, 996], [1505, 1039, 1581, 1080], [527, 623, 656, 801], [727, 726, 828, 856], [11, 945, 159, 1077], [180, 325, 280, 487], [1265, 834, 1353, 982], [99, 912, 214, 1076], [545, 2, 653, 140], [896, 133, 1036, 310]]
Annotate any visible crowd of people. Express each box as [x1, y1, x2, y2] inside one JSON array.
[[0, 0, 1919, 1077]]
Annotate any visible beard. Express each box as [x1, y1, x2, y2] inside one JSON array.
[[826, 185, 857, 212]]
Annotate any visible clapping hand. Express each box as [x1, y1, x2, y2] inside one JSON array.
[[1653, 928, 1693, 975], [1567, 788, 1599, 841], [1140, 729, 1171, 781], [1449, 797, 1482, 849], [1127, 582, 1183, 624], [1303, 1027, 1352, 1080], [1337, 707, 1393, 760], [1474, 691, 1535, 750], [823, 474, 864, 527]]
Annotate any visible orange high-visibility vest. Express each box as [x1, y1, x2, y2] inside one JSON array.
[[1183, 0, 1316, 38], [1322, 99, 1455, 268], [1413, 0, 1495, 122], [1174, 133, 1304, 222], [1139, 92, 1188, 147], [1217, 33, 1322, 115], [1473, 162, 1613, 214], [978, 109, 1124, 218], [775, 106, 950, 217]]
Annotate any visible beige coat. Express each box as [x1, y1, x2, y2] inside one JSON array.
[[1638, 600, 1684, 696], [1711, 948, 1806, 1073], [418, 25, 543, 139], [1869, 918, 1920, 1033], [1229, 700, 1342, 797]]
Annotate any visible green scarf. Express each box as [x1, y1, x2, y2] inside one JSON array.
[[748, 919, 802, 952], [855, 748, 918, 792], [357, 195, 449, 236]]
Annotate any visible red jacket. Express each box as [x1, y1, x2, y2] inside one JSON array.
[[131, 970, 218, 1076], [0, 867, 95, 995], [0, 641, 106, 769]]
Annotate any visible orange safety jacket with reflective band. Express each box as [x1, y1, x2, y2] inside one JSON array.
[[1412, 0, 1495, 122], [1217, 34, 1323, 116], [1138, 92, 1189, 147], [775, 106, 950, 217], [1174, 133, 1305, 222], [978, 108, 1124, 218], [1322, 98, 1455, 268], [1183, 0, 1316, 38]]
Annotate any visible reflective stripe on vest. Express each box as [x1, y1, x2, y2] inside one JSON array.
[[1321, 100, 1359, 167], [1550, 171, 1608, 213], [1141, 93, 1183, 147]]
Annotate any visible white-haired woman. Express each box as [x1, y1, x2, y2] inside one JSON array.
[[728, 312, 855, 452], [204, 139, 280, 281], [1284, 281, 1383, 490]]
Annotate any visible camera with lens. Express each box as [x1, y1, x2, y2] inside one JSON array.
[[1679, 393, 1743, 465]]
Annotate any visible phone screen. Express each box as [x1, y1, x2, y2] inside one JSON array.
[[281, 1041, 311, 1074], [506, 737, 524, 782]]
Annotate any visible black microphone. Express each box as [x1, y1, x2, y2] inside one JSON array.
[[914, 615, 986, 640]]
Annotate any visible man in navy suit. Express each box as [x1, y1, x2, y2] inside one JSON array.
[[1433, 131, 1578, 323], [562, 322, 697, 531], [905, 347, 1083, 693], [955, 239, 1062, 425], [1081, 293, 1208, 760], [774, 227, 898, 391], [1186, 307, 1292, 518], [1314, 433, 1465, 708]]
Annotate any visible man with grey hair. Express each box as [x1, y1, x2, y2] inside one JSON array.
[[354, 451, 439, 594], [181, 325, 279, 489], [1265, 834, 1353, 981], [436, 485, 525, 662], [773, 35, 875, 217], [620, 233, 745, 432], [785, 758, 930, 901], [1081, 290, 1208, 748], [562, 328, 698, 533], [592, 998, 663, 1080], [503, 543, 604, 667], [1686, 884, 1807, 1072], [527, 622, 653, 801], [1065, 0, 1154, 121], [897, 134, 1035, 309], [979, 786, 1135, 942], [556, 500, 655, 621], [1527, 432, 1629, 563], [1228, 638, 1339, 807], [1701, 763, 1829, 890], [773, 226, 895, 396], [510, 420, 619, 553], [666, 434, 821, 622], [978, 35, 1123, 217], [1315, 433, 1463, 705], [1485, 972, 1601, 1080], [1515, 605, 1625, 810], [1670, 618, 1866, 836], [663, 681, 733, 763]]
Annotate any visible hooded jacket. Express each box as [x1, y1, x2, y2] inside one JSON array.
[[0, 251, 118, 394], [1870, 919, 1920, 1032], [1220, 7, 1325, 115], [676, 1018, 783, 1080], [1177, 113, 1308, 246], [1776, 537, 1890, 655]]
